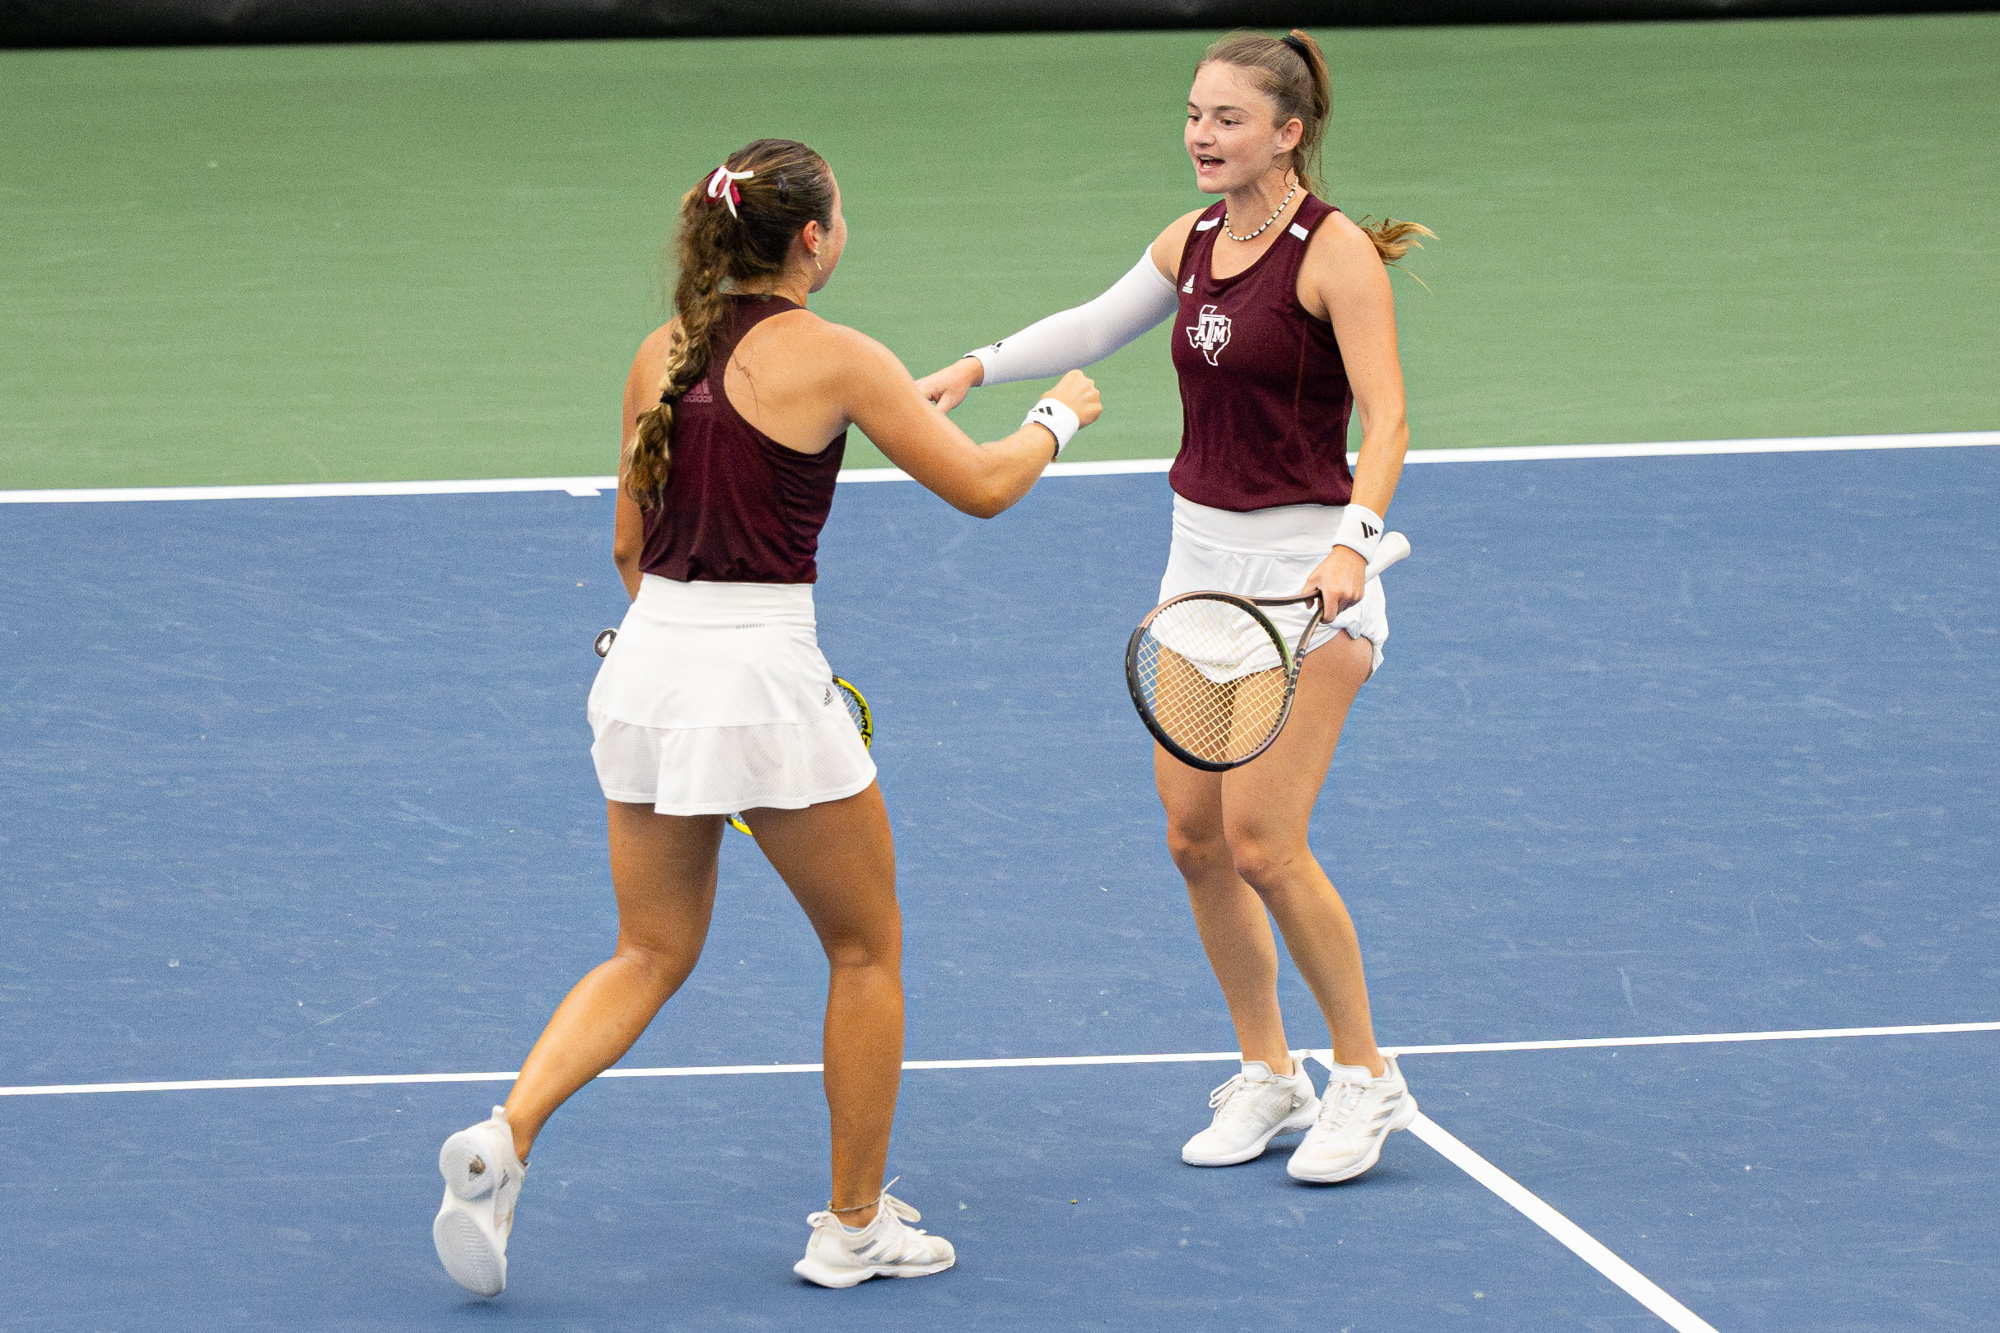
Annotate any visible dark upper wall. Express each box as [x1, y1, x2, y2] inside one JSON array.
[[3, 0, 1992, 46]]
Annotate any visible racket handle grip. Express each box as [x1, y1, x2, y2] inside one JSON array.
[[1363, 531, 1411, 581]]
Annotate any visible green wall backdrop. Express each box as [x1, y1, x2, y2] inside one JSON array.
[[2, 16, 1995, 489]]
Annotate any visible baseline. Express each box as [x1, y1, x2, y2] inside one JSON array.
[[7, 1019, 1994, 1100], [1378, 1018, 2000, 1059], [0, 1050, 1242, 1099], [3, 429, 1994, 504]]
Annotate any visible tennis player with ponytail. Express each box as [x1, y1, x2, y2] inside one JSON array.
[[920, 30, 1431, 1185], [430, 138, 1100, 1297]]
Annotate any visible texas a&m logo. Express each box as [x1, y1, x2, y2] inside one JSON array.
[[1186, 304, 1232, 366]]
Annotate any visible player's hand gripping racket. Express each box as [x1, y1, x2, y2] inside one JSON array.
[[590, 626, 873, 838], [1126, 532, 1410, 772]]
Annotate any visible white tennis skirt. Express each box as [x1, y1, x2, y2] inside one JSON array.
[[586, 574, 876, 816], [1159, 495, 1389, 679]]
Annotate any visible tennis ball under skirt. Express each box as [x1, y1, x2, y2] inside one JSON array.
[[587, 574, 876, 816]]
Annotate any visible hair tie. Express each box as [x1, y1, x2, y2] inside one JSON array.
[[704, 163, 756, 219], [1280, 33, 1312, 64]]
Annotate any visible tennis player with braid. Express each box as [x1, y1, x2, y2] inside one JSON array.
[[920, 31, 1430, 1184], [429, 138, 1100, 1297]]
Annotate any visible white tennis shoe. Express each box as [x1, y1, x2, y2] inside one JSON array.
[[1287, 1055, 1417, 1183], [433, 1105, 527, 1297], [793, 1184, 956, 1288], [1181, 1056, 1320, 1166]]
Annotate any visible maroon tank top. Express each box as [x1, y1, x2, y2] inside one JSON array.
[[639, 296, 847, 584], [1168, 195, 1354, 512]]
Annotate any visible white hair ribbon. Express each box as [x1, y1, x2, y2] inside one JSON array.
[[704, 164, 756, 219]]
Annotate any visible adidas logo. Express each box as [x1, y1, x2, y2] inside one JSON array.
[[1362, 521, 1379, 538], [1181, 275, 1195, 293]]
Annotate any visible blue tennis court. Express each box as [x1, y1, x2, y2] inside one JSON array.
[[3, 440, 1997, 1330]]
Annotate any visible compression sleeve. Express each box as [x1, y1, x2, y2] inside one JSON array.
[[965, 249, 1180, 386]]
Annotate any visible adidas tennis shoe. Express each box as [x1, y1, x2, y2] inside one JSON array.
[[793, 1186, 955, 1288], [433, 1105, 527, 1297], [1287, 1055, 1417, 1183], [1181, 1055, 1319, 1166]]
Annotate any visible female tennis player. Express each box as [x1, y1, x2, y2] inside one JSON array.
[[919, 30, 1427, 1184], [430, 137, 1100, 1297]]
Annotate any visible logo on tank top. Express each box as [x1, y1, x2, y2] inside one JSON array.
[[1186, 304, 1232, 366], [683, 377, 713, 404]]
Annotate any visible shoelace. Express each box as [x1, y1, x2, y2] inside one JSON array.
[[1207, 1072, 1290, 1127], [1316, 1078, 1365, 1131], [1207, 1073, 1249, 1110]]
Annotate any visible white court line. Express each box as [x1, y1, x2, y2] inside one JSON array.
[[0, 476, 621, 504], [0, 1050, 1242, 1099], [2, 430, 1994, 504], [1410, 1112, 1720, 1333], [1381, 1018, 2000, 1058], [6, 1019, 1994, 1100]]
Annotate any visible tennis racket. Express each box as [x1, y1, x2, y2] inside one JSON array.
[[1126, 532, 1410, 772], [730, 675, 873, 836], [590, 630, 874, 836]]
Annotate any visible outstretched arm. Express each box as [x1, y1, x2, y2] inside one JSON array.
[[835, 326, 1102, 519], [916, 214, 1200, 411]]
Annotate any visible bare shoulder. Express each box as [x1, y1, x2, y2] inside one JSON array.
[[767, 308, 903, 376], [1306, 210, 1388, 277], [629, 318, 681, 386], [1148, 206, 1214, 278]]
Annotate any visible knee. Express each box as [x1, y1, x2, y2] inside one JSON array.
[[1224, 824, 1309, 894], [613, 939, 689, 993], [821, 929, 902, 974], [1165, 817, 1230, 878]]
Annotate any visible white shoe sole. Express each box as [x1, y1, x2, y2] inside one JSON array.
[[1286, 1091, 1419, 1183], [434, 1203, 506, 1296], [1182, 1099, 1320, 1167], [793, 1254, 955, 1288], [434, 1127, 510, 1296]]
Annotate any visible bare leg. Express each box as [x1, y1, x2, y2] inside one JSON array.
[[1221, 633, 1385, 1076], [502, 802, 724, 1162], [742, 783, 902, 1228], [1155, 750, 1293, 1073]]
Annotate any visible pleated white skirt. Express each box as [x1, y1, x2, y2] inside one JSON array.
[[586, 574, 875, 815]]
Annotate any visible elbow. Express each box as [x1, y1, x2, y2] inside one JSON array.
[[959, 497, 1006, 521], [613, 537, 643, 577], [1355, 403, 1409, 442], [956, 479, 1015, 520]]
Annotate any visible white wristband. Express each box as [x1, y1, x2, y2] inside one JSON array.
[[1024, 398, 1081, 458], [1331, 502, 1385, 564]]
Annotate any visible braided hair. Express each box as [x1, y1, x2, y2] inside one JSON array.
[[625, 139, 836, 508]]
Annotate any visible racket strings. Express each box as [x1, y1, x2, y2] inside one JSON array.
[[1134, 599, 1290, 766]]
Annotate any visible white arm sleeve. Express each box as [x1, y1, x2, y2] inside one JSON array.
[[966, 249, 1179, 386]]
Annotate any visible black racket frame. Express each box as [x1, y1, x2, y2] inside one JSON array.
[[1125, 590, 1326, 773]]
